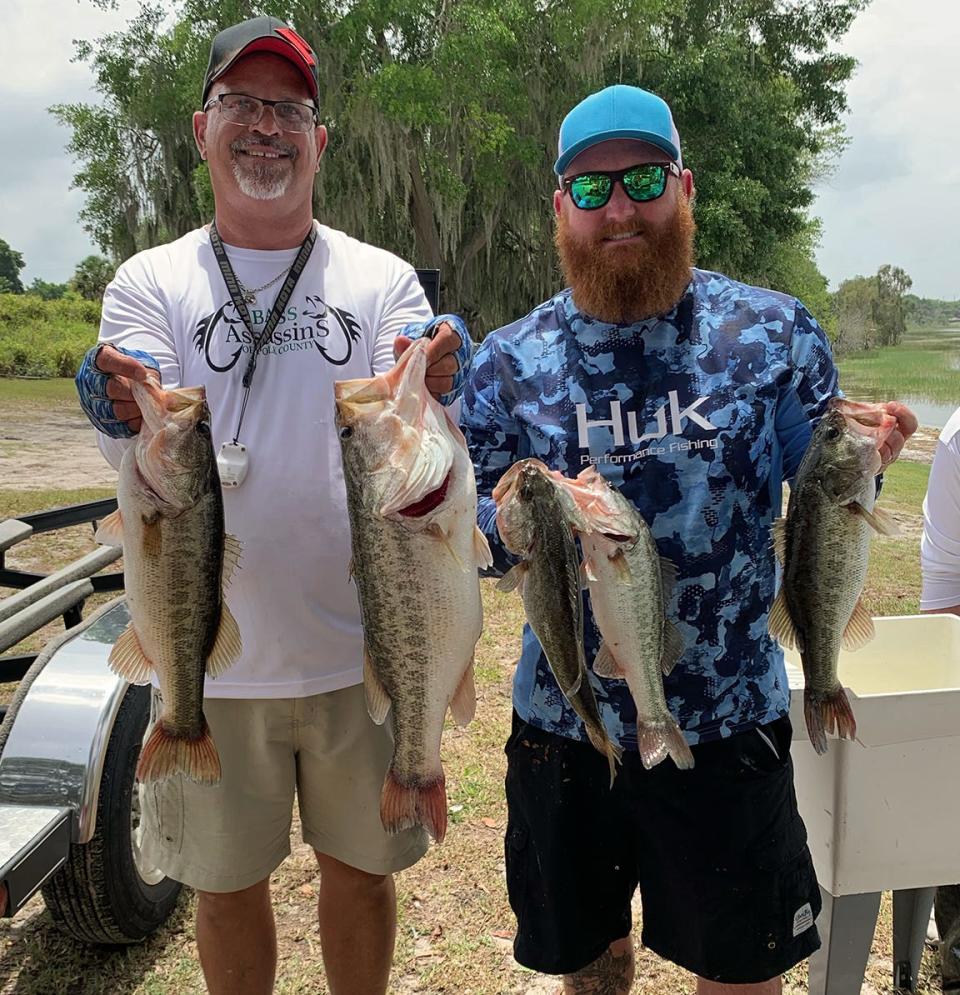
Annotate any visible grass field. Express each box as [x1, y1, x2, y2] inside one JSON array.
[[0, 295, 98, 378], [0, 378, 80, 407], [0, 380, 945, 993], [837, 325, 960, 408], [861, 458, 929, 616]]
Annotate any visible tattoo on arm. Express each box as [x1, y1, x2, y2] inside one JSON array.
[[564, 942, 634, 995]]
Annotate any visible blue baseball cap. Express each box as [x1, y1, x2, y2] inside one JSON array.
[[555, 85, 682, 176]]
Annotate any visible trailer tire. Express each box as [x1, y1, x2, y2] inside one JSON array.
[[41, 683, 182, 944]]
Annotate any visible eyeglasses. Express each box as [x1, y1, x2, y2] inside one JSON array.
[[562, 162, 682, 210], [203, 93, 318, 134]]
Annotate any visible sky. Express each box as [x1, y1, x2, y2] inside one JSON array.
[[2, 0, 958, 299], [809, 0, 960, 300]]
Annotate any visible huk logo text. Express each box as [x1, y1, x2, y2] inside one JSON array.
[[576, 393, 718, 448]]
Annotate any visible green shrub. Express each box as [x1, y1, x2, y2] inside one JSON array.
[[0, 292, 100, 377]]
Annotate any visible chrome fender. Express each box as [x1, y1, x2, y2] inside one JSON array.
[[0, 599, 132, 844]]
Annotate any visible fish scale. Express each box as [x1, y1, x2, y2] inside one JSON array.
[[336, 339, 490, 843], [126, 492, 222, 738], [96, 381, 242, 784], [348, 515, 458, 779], [769, 398, 900, 754], [494, 460, 623, 784], [558, 467, 693, 771]]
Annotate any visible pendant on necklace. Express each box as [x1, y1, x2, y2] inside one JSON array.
[[243, 291, 257, 305]]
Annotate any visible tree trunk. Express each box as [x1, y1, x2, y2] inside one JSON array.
[[408, 144, 443, 270]]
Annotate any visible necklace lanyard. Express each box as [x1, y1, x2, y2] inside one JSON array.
[[209, 220, 317, 444]]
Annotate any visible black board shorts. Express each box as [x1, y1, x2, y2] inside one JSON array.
[[504, 711, 821, 983]]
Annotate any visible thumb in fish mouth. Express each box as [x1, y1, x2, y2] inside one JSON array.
[[829, 398, 897, 447]]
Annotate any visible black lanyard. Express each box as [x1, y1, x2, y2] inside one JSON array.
[[209, 220, 317, 443]]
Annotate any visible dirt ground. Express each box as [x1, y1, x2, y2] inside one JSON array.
[[0, 402, 118, 490], [898, 424, 940, 463]]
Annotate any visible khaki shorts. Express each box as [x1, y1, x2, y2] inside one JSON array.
[[138, 684, 428, 893]]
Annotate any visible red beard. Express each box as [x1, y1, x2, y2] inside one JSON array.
[[555, 195, 696, 323]]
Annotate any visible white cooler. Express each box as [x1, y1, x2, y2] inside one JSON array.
[[783, 613, 960, 993]]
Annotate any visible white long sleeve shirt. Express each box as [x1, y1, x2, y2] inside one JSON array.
[[920, 407, 960, 610], [97, 222, 432, 697]]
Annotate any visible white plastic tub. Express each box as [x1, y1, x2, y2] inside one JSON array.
[[784, 613, 960, 896]]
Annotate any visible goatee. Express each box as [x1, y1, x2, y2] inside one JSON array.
[[555, 195, 696, 324], [230, 137, 298, 201]]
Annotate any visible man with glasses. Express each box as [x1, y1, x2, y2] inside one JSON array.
[[74, 16, 470, 995], [462, 85, 917, 994]]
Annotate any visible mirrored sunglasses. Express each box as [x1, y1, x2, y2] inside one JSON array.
[[563, 162, 681, 210]]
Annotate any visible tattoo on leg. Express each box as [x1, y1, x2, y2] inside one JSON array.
[[564, 942, 634, 995]]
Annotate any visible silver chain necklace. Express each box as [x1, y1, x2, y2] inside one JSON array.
[[237, 266, 292, 305]]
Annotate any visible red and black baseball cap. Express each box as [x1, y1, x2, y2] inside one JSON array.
[[201, 16, 320, 106]]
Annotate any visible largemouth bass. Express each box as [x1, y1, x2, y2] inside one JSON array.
[[769, 398, 899, 754], [96, 381, 242, 783], [562, 468, 694, 771], [335, 338, 492, 843], [493, 459, 622, 784]]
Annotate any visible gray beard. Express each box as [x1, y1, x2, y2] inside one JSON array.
[[231, 159, 292, 201]]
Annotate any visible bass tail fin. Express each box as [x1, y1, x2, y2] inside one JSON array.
[[380, 768, 448, 843], [137, 717, 221, 784], [803, 685, 857, 756], [637, 717, 695, 771]]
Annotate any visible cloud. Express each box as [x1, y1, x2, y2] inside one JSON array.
[[818, 129, 912, 193], [812, 0, 960, 299], [0, 0, 139, 284]]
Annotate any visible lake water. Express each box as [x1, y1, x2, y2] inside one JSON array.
[[842, 326, 960, 429], [897, 397, 957, 430], [847, 393, 958, 430]]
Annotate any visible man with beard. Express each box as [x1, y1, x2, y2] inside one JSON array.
[[462, 85, 917, 994], [74, 16, 471, 995]]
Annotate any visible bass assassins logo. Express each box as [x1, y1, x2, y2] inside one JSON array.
[[193, 294, 363, 373]]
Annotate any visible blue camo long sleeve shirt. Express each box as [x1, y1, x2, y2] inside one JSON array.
[[462, 269, 839, 748]]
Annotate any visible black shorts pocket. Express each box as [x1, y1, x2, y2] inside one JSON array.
[[646, 845, 822, 985], [504, 821, 529, 919], [505, 712, 533, 756], [712, 719, 792, 782], [502, 717, 636, 976], [747, 846, 822, 979]]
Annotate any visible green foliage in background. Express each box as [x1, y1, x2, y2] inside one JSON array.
[[27, 278, 70, 301], [872, 263, 912, 346], [0, 294, 100, 377], [0, 239, 26, 295], [69, 254, 116, 301], [764, 219, 837, 338], [834, 264, 915, 354], [905, 294, 960, 328], [834, 274, 877, 352], [835, 326, 960, 407], [53, 0, 866, 330]]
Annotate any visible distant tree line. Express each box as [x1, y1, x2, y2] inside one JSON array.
[[0, 239, 113, 301], [830, 264, 959, 354], [833, 264, 912, 353], [904, 294, 960, 328]]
